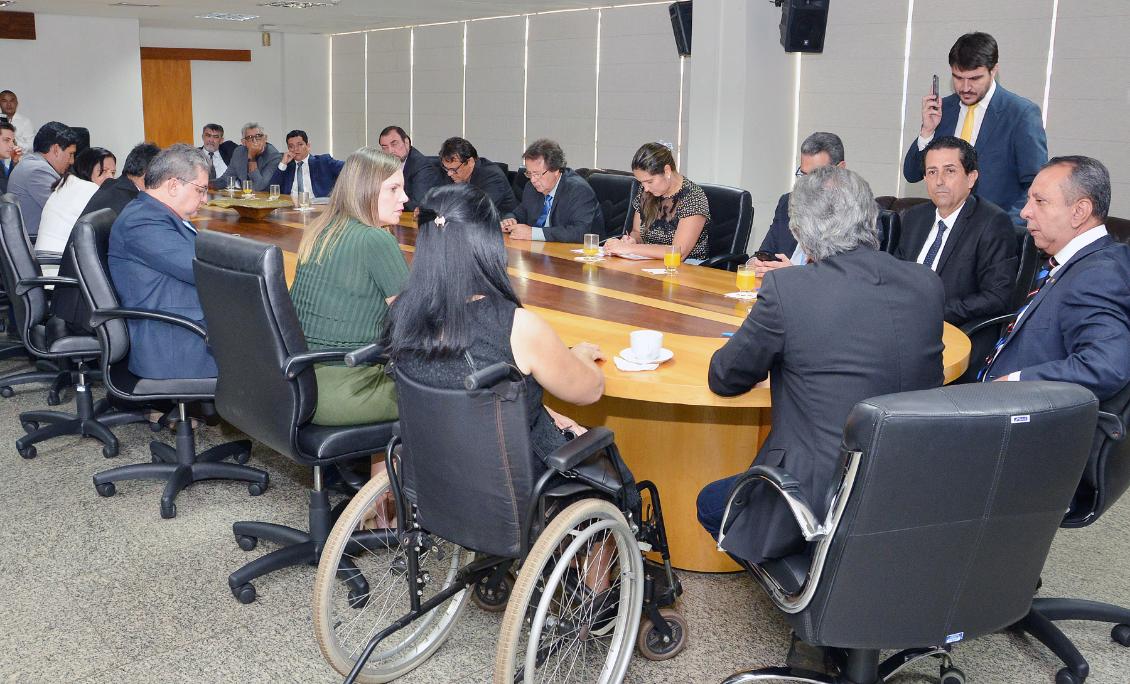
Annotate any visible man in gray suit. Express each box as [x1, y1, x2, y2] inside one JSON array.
[[7, 121, 79, 239], [697, 166, 945, 565], [210, 122, 282, 192], [501, 138, 604, 243]]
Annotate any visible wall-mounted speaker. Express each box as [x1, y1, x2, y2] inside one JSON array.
[[669, 1, 692, 57], [779, 0, 830, 54]]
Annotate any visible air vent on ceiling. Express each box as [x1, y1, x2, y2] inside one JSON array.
[[196, 12, 260, 22]]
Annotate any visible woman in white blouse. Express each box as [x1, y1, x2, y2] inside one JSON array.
[[36, 147, 116, 273]]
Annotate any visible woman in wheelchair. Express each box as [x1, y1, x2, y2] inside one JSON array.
[[311, 184, 687, 683]]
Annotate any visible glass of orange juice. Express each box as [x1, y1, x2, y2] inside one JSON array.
[[582, 233, 600, 259], [663, 244, 680, 274], [736, 264, 757, 295]]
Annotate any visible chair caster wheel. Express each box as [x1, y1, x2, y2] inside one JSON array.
[[18, 444, 36, 459], [234, 451, 250, 465], [21, 421, 38, 434], [236, 534, 258, 551], [102, 444, 118, 458], [1056, 667, 1085, 684], [248, 481, 267, 496], [46, 391, 60, 406], [0, 386, 14, 398], [637, 608, 689, 661], [233, 582, 257, 604], [160, 500, 177, 519], [940, 665, 966, 684], [471, 573, 514, 613], [1112, 623, 1130, 646], [96, 482, 116, 497]]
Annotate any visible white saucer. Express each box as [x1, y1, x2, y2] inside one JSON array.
[[619, 347, 674, 365]]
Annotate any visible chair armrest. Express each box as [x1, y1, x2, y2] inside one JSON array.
[[700, 252, 749, 269], [34, 251, 63, 266], [464, 361, 517, 390], [283, 349, 355, 378], [544, 427, 615, 473], [88, 307, 207, 338], [15, 276, 78, 295], [1098, 411, 1126, 441], [961, 312, 1015, 337], [719, 464, 824, 543], [344, 342, 389, 368]]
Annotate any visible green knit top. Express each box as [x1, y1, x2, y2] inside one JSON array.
[[290, 218, 409, 351]]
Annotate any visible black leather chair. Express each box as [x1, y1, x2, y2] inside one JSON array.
[[0, 196, 146, 459], [877, 209, 901, 254], [584, 171, 635, 239], [68, 210, 267, 519], [192, 230, 395, 603], [719, 382, 1099, 684], [1014, 381, 1130, 684], [698, 182, 754, 271]]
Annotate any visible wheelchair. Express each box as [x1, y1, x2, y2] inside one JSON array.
[[311, 356, 687, 683]]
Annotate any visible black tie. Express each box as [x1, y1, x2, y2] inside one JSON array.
[[208, 151, 216, 181], [922, 219, 947, 270], [296, 161, 305, 195]]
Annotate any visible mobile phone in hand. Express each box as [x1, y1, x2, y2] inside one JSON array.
[[931, 74, 939, 99], [753, 250, 782, 263]]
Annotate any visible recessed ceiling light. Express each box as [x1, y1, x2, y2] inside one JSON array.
[[259, 1, 336, 7], [0, 1, 17, 7], [111, 2, 160, 6], [196, 12, 260, 22]]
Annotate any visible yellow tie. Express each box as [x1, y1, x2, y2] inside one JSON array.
[[960, 103, 977, 143]]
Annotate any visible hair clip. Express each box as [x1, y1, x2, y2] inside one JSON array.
[[434, 215, 447, 227]]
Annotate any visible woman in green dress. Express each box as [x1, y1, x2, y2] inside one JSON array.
[[289, 146, 409, 427]]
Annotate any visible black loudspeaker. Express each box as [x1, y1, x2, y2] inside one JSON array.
[[779, 0, 830, 54], [669, 1, 692, 57]]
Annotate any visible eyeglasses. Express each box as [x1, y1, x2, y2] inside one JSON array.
[[441, 158, 468, 176], [242, 133, 265, 142], [524, 168, 554, 180], [181, 179, 209, 196]]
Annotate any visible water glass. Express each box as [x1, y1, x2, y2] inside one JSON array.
[[269, 184, 280, 201], [299, 191, 313, 210], [226, 176, 237, 194]]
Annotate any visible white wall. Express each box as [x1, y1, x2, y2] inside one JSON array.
[[0, 14, 145, 160]]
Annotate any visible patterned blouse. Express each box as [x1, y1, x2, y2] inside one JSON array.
[[631, 177, 711, 260]]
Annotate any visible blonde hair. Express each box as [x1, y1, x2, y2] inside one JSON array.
[[297, 146, 403, 263]]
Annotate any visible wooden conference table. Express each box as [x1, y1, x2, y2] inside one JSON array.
[[194, 197, 971, 573]]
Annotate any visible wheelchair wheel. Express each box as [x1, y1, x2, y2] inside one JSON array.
[[313, 471, 472, 683], [494, 498, 644, 683]]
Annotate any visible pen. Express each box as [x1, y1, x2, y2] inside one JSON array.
[[721, 332, 734, 337]]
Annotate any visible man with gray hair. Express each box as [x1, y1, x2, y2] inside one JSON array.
[[109, 143, 217, 379], [750, 131, 846, 275], [500, 138, 604, 242], [698, 165, 945, 568], [210, 122, 281, 191]]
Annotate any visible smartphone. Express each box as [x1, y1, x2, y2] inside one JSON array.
[[753, 250, 782, 263], [931, 74, 939, 99]]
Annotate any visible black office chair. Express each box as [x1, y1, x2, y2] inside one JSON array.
[[192, 230, 395, 603], [878, 209, 901, 254], [510, 165, 528, 201], [0, 196, 146, 459], [585, 171, 635, 239], [68, 210, 267, 519], [698, 182, 755, 271], [719, 382, 1099, 684], [1014, 381, 1130, 684]]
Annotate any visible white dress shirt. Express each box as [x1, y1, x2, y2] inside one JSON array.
[[281, 154, 314, 196], [917, 80, 998, 150], [915, 200, 966, 270], [8, 111, 35, 151], [36, 176, 99, 275], [203, 148, 227, 179]]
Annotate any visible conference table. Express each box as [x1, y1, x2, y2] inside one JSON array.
[[194, 197, 971, 573]]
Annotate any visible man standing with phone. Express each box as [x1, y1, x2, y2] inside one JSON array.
[[903, 32, 1047, 227]]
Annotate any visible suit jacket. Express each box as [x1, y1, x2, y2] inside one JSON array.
[[219, 140, 237, 165], [710, 247, 944, 564], [985, 235, 1130, 402], [894, 195, 1017, 326], [269, 153, 344, 197], [450, 157, 517, 215], [7, 152, 60, 238], [903, 84, 1047, 224], [108, 192, 216, 379], [403, 147, 445, 210], [758, 191, 889, 259], [0, 158, 13, 194], [211, 142, 283, 191], [505, 168, 604, 242]]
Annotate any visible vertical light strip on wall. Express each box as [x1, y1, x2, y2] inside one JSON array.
[[1042, 0, 1060, 127], [363, 33, 369, 145], [789, 52, 802, 183], [462, 22, 468, 136], [593, 9, 602, 169], [522, 16, 530, 153], [409, 28, 415, 138], [328, 37, 334, 155], [676, 55, 686, 169], [895, 0, 915, 197]]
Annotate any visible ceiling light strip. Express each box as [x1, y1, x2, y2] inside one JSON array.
[[593, 9, 602, 169]]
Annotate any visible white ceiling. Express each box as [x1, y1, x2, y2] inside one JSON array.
[[8, 0, 617, 34]]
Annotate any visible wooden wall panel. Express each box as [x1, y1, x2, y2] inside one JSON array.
[[141, 58, 194, 148], [0, 11, 35, 40]]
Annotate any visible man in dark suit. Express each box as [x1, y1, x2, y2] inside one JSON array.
[[438, 136, 517, 215], [697, 166, 944, 565], [903, 32, 1047, 226], [0, 122, 20, 194], [378, 125, 444, 211], [269, 129, 343, 198], [109, 144, 216, 379], [895, 136, 1017, 326], [983, 156, 1130, 402], [500, 138, 603, 243], [199, 123, 228, 182], [210, 122, 282, 192]]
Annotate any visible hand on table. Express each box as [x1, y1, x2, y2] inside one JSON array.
[[748, 254, 793, 277], [571, 341, 605, 364], [602, 235, 635, 255], [500, 217, 517, 231], [508, 224, 533, 240]]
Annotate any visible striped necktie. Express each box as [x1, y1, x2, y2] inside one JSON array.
[[923, 220, 948, 270], [296, 161, 305, 195], [534, 194, 553, 228], [979, 255, 1057, 380]]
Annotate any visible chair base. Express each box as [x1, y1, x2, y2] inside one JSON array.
[[92, 412, 266, 519], [1015, 598, 1130, 684], [723, 646, 959, 684], [15, 386, 147, 459], [228, 486, 336, 604]]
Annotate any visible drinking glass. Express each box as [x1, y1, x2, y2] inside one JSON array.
[[269, 184, 280, 201], [736, 264, 757, 294], [226, 176, 237, 195], [242, 180, 253, 197], [663, 244, 680, 274], [299, 191, 313, 210], [582, 233, 600, 259]]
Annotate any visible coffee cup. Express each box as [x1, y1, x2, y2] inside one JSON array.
[[629, 330, 663, 362]]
